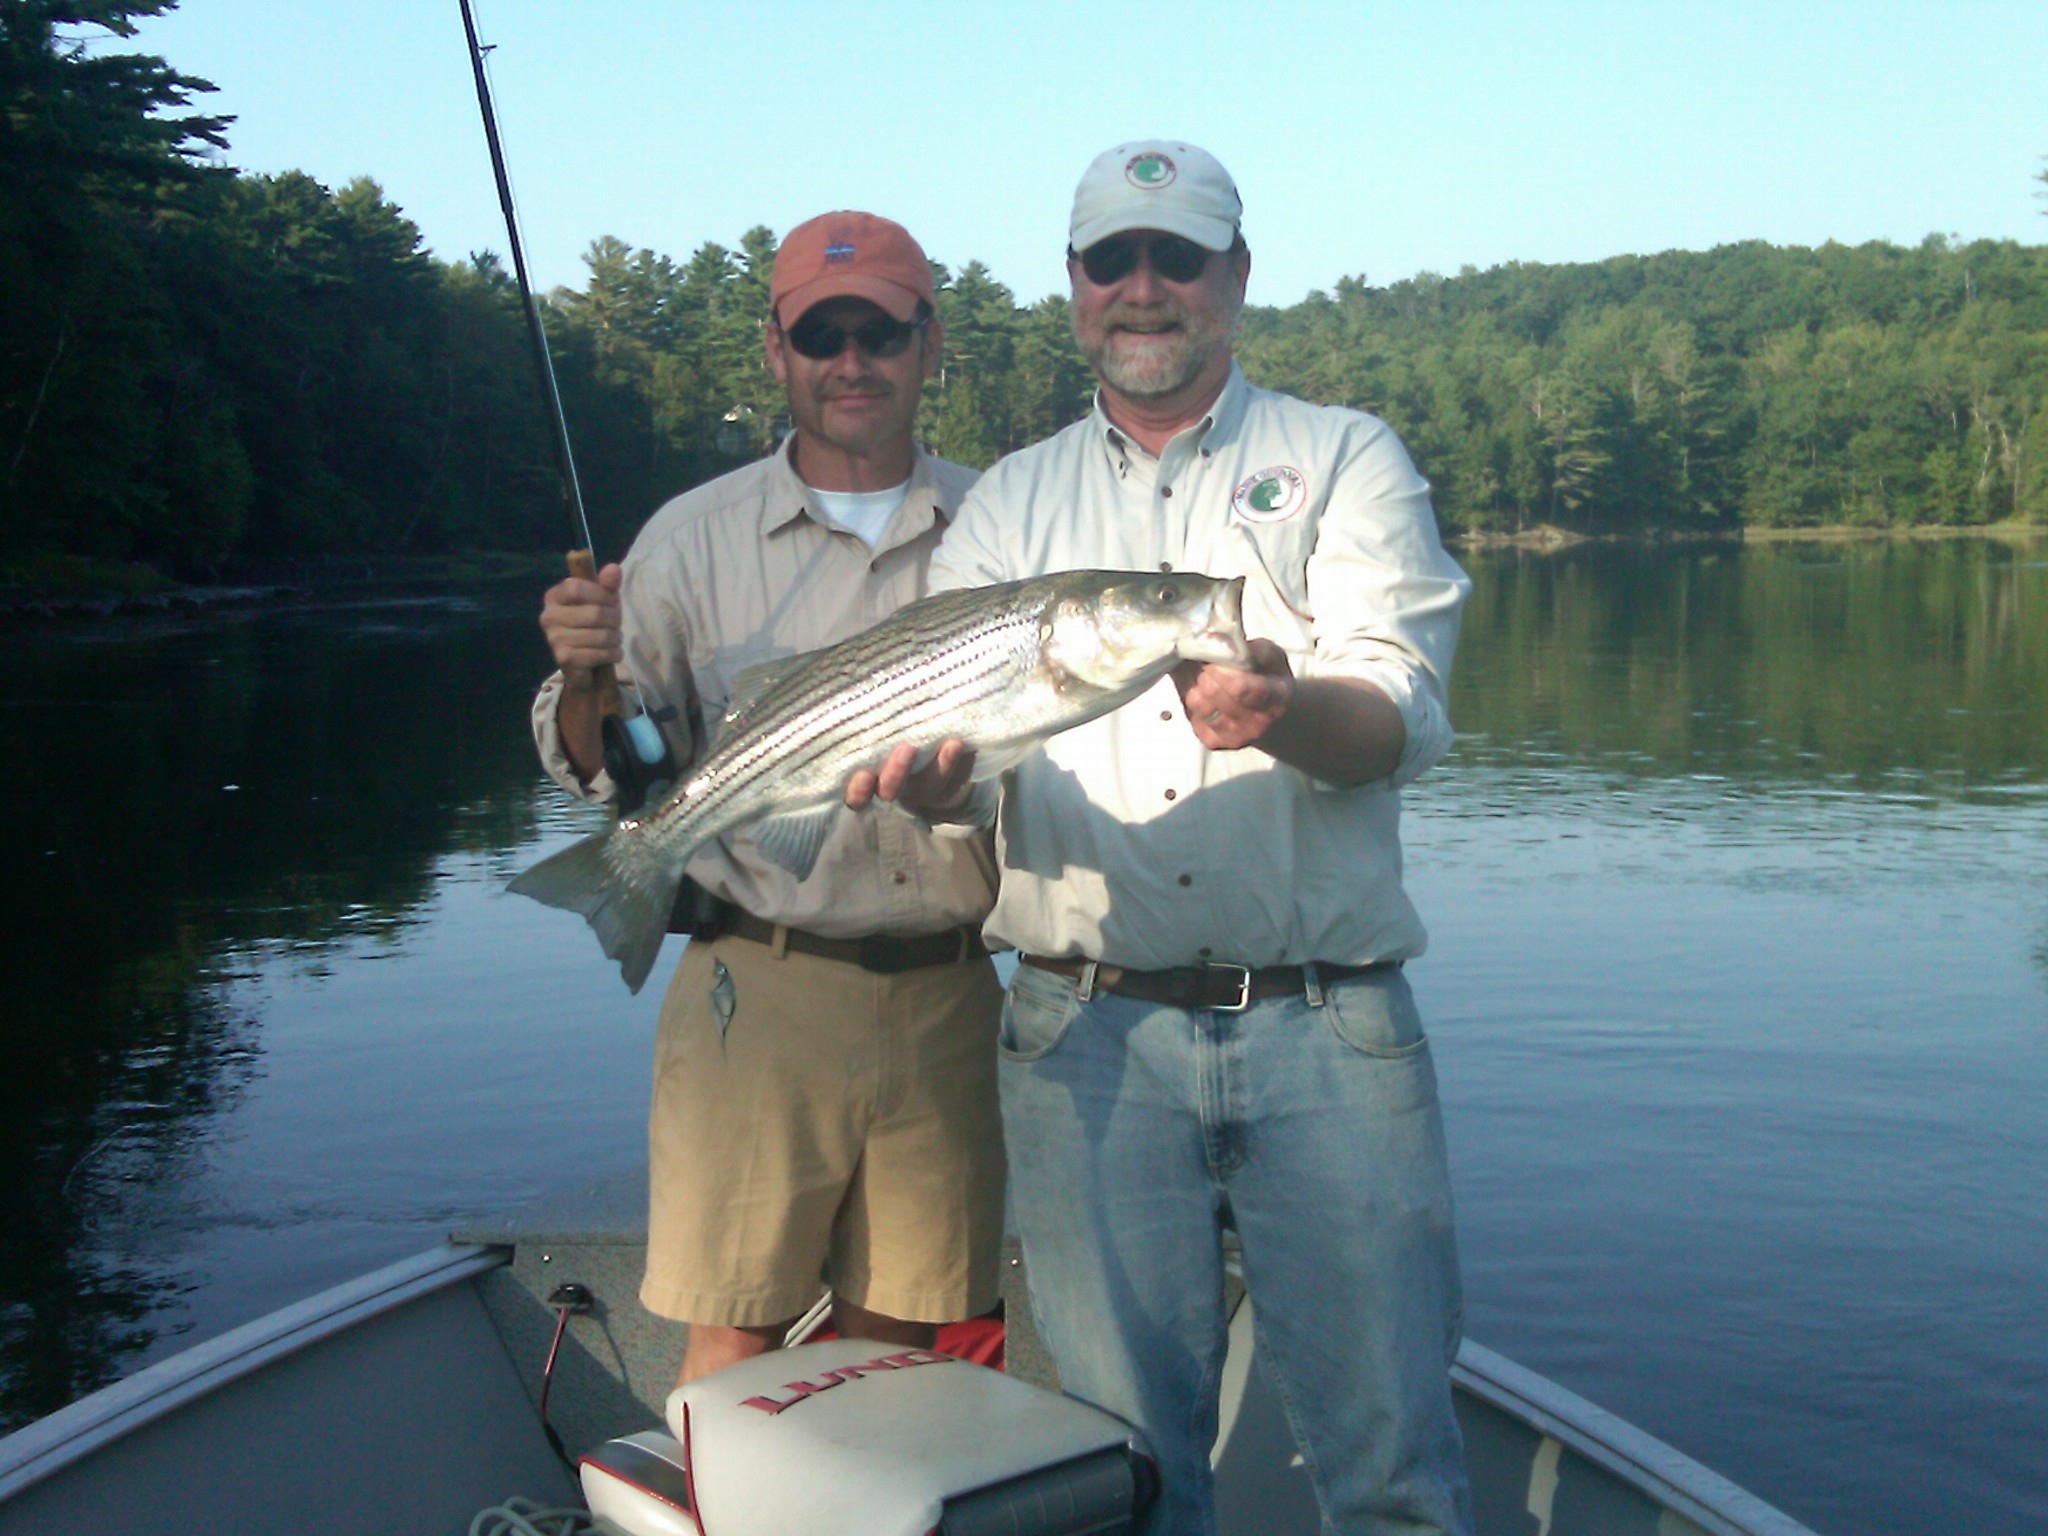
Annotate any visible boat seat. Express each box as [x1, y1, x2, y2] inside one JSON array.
[[580, 1337, 1153, 1536]]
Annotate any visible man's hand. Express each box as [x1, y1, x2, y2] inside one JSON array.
[[845, 738, 978, 814], [539, 562, 623, 786], [540, 562, 624, 691], [1174, 638, 1295, 750]]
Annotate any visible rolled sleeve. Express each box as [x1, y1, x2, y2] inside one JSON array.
[[1305, 423, 1469, 789], [530, 671, 621, 805]]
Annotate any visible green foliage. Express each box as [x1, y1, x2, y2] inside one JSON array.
[[1238, 238, 2048, 534], [3, 3, 2045, 574]]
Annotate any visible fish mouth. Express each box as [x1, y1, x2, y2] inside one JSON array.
[[1178, 576, 1252, 667]]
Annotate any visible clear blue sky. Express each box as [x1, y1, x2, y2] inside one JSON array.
[[119, 0, 2048, 309]]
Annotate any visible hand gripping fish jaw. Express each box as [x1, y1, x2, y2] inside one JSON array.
[[578, 1338, 1156, 1536]]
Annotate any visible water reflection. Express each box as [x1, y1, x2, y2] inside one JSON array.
[[0, 544, 2042, 1536], [1449, 537, 2047, 796], [0, 590, 554, 1428], [1410, 537, 2048, 1536]]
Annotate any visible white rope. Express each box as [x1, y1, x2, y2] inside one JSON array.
[[467, 1495, 601, 1536]]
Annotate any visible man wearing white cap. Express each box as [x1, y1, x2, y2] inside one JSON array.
[[856, 141, 1473, 1533]]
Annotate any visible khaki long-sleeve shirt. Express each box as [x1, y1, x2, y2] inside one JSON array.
[[932, 363, 1468, 970], [533, 439, 997, 940]]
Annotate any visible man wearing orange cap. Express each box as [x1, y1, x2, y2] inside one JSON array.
[[532, 212, 1004, 1386]]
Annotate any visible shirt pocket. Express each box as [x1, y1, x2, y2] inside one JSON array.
[[1215, 517, 1317, 659]]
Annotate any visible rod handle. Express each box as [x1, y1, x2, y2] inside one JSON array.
[[566, 548, 626, 720]]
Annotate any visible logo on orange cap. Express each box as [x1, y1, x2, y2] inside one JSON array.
[[771, 210, 934, 325]]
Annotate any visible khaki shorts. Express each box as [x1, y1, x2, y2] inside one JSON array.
[[640, 929, 1006, 1328]]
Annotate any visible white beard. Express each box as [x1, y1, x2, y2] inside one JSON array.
[[1076, 299, 1239, 402]]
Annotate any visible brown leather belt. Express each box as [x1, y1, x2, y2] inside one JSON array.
[[722, 909, 987, 975], [1020, 954, 1397, 1012]]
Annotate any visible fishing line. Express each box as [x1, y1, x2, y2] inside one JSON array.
[[457, 0, 670, 803], [457, 0, 590, 559]]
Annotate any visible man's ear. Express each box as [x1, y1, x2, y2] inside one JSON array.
[[921, 318, 945, 381], [762, 318, 789, 386]]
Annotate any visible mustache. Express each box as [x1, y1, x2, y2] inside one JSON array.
[[1100, 302, 1190, 331]]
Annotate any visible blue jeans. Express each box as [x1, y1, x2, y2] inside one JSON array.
[[999, 962, 1471, 1536]]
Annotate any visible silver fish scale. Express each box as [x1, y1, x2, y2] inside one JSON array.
[[511, 569, 1245, 993], [658, 587, 1051, 846]]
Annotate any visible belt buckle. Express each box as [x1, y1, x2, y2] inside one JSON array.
[[1203, 962, 1253, 1012]]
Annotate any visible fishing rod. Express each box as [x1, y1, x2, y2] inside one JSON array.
[[457, 0, 668, 804]]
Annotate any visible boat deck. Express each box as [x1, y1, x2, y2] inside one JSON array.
[[0, 1167, 1820, 1536]]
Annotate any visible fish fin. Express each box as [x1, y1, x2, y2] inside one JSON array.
[[966, 740, 1043, 781], [749, 804, 841, 881], [721, 653, 808, 729], [508, 830, 680, 994]]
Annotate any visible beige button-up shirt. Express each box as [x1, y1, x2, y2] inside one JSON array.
[[931, 363, 1467, 970], [533, 439, 997, 940]]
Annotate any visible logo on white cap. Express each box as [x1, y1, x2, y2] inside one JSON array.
[[1125, 152, 1177, 190], [1233, 466, 1308, 523]]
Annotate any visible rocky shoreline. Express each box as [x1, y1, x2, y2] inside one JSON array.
[[0, 552, 561, 620], [1447, 520, 2045, 551], [6, 527, 2041, 617]]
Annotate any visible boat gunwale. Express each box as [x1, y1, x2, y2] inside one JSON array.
[[0, 1242, 508, 1502], [0, 1240, 1824, 1536], [1451, 1340, 1818, 1536]]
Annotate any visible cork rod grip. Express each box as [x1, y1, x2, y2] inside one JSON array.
[[566, 549, 626, 720]]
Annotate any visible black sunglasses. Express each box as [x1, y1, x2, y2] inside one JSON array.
[[781, 311, 930, 361], [1070, 233, 1213, 287]]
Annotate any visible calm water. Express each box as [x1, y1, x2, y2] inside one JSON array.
[[2, 542, 2044, 1535]]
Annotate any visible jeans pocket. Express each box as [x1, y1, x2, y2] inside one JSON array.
[[1322, 969, 1429, 1059], [999, 964, 1082, 1062]]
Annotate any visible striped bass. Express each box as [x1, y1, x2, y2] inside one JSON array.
[[510, 569, 1250, 991]]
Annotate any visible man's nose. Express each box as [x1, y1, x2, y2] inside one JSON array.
[[823, 333, 870, 367], [1120, 256, 1170, 304]]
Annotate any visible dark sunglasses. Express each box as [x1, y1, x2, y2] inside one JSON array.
[[781, 311, 930, 360], [1070, 233, 1213, 287]]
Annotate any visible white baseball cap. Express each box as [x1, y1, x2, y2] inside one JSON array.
[[1069, 139, 1243, 254]]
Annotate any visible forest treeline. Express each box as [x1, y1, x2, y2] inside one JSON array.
[[4, 3, 2046, 582]]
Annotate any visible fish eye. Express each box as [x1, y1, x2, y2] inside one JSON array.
[[1154, 582, 1180, 604]]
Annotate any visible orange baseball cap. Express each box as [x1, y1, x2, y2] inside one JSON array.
[[770, 211, 936, 326]]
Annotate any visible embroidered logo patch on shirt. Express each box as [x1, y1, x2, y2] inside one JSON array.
[[1232, 466, 1308, 523], [1125, 152, 1177, 189]]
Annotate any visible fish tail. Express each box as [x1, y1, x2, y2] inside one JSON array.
[[508, 830, 679, 995]]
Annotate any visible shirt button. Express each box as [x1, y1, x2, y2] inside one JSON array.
[[1164, 788, 1177, 801], [1198, 946, 1213, 958], [1178, 874, 1193, 887], [1161, 486, 1173, 498], [891, 871, 908, 885], [1159, 561, 1173, 572]]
